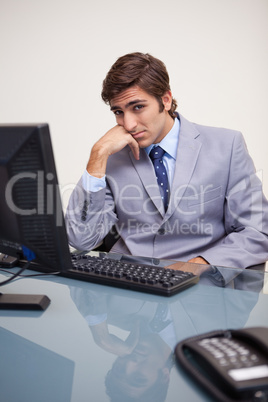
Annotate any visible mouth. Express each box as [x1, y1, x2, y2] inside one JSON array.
[[132, 130, 145, 139]]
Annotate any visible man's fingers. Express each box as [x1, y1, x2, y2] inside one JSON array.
[[128, 139, 140, 160]]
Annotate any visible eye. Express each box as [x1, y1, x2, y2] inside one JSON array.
[[113, 110, 123, 116], [134, 104, 144, 111]]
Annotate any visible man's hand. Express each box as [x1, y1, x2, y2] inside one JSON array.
[[167, 258, 210, 276], [87, 125, 140, 178], [90, 319, 140, 356], [188, 256, 208, 265]]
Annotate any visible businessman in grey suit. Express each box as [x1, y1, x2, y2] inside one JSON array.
[[66, 52, 268, 270]]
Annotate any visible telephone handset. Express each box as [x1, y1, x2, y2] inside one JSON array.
[[175, 327, 268, 402]]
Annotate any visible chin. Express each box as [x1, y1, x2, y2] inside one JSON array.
[[136, 140, 147, 148]]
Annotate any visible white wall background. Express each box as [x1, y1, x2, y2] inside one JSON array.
[[1, 0, 267, 211]]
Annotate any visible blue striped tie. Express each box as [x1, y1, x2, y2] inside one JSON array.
[[149, 146, 169, 211]]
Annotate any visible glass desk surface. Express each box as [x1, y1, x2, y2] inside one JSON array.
[[0, 254, 267, 402]]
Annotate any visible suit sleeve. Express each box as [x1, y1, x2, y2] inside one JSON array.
[[201, 131, 268, 269], [65, 177, 118, 251]]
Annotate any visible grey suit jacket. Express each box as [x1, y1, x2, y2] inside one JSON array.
[[66, 114, 268, 268]]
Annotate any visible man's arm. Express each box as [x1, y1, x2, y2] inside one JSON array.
[[198, 131, 268, 269], [86, 124, 140, 178], [65, 125, 139, 251]]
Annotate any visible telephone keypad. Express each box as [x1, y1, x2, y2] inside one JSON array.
[[198, 337, 262, 370]]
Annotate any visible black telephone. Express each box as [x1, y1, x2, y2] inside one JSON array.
[[175, 327, 268, 402]]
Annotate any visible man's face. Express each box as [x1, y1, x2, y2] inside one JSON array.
[[110, 86, 174, 148], [107, 333, 170, 398]]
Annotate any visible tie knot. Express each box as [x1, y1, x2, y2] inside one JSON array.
[[149, 146, 165, 161]]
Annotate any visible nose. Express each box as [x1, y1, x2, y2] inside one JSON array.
[[123, 112, 138, 133]]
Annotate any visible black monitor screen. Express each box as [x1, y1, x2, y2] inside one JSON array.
[[0, 124, 72, 272]]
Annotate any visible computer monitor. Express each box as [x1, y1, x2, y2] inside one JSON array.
[[0, 124, 72, 287]]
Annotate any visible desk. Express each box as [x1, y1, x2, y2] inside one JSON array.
[[0, 262, 267, 402]]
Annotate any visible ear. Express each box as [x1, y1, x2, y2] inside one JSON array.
[[161, 367, 170, 384], [161, 91, 172, 111]]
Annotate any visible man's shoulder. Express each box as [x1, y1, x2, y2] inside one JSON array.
[[179, 114, 243, 145], [195, 122, 241, 137]]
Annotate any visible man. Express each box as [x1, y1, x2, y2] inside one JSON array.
[[66, 52, 268, 269]]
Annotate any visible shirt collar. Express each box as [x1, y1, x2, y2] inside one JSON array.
[[145, 117, 180, 159]]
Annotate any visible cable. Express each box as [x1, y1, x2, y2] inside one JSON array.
[[0, 261, 31, 287], [0, 268, 60, 280]]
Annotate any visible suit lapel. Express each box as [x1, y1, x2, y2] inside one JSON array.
[[165, 115, 202, 219], [129, 150, 165, 216]]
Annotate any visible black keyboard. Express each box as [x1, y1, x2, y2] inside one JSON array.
[[68, 254, 199, 296]]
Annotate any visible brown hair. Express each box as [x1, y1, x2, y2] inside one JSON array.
[[101, 52, 177, 119]]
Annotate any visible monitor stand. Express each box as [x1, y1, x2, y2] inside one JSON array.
[[0, 293, 51, 310]]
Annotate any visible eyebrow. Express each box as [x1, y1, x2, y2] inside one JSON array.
[[110, 99, 148, 111]]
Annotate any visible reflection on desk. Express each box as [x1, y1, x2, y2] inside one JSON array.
[[0, 264, 267, 402], [69, 267, 265, 402]]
